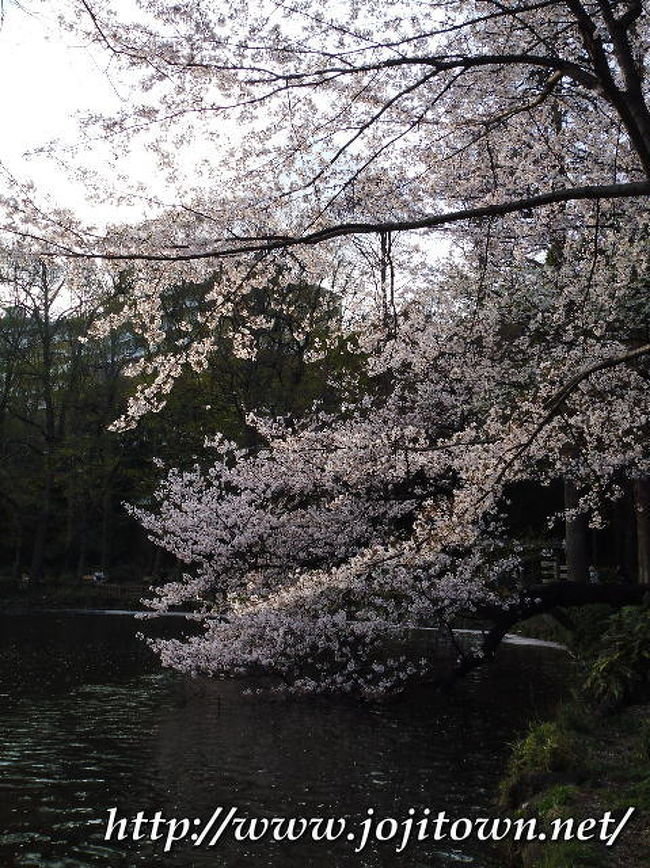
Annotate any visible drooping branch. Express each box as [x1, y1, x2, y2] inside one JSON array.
[[77, 0, 599, 92], [439, 581, 649, 689], [543, 341, 650, 416], [24, 181, 650, 262], [475, 340, 650, 503]]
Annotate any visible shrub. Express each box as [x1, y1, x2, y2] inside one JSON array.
[[583, 606, 650, 710], [499, 721, 577, 808]]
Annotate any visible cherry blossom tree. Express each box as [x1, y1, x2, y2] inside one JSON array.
[[4, 0, 650, 694]]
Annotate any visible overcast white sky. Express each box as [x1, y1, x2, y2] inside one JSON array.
[[0, 0, 450, 278], [0, 2, 155, 227]]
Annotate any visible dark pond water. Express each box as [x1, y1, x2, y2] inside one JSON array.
[[0, 613, 570, 867]]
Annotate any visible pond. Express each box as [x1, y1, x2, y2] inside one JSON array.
[[0, 613, 570, 867]]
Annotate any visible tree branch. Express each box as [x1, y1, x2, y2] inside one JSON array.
[[438, 580, 649, 689], [35, 181, 650, 262], [543, 340, 650, 416]]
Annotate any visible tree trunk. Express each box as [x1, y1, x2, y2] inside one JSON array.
[[30, 466, 51, 582], [75, 504, 88, 580], [30, 262, 56, 583], [564, 479, 589, 582], [12, 530, 22, 580], [634, 477, 650, 585], [100, 486, 112, 574]]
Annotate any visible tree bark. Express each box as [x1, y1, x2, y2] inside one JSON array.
[[436, 581, 650, 690], [634, 478, 650, 585], [564, 479, 589, 582]]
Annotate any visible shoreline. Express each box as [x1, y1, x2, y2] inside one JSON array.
[[0, 604, 569, 650]]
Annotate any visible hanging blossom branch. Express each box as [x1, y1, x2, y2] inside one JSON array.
[[469, 339, 650, 508]]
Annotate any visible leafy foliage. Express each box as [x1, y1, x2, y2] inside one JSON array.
[[583, 605, 650, 709]]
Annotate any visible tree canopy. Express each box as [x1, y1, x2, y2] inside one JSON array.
[[3, 0, 650, 695]]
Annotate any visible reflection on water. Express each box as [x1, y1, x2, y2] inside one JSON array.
[[0, 614, 570, 867]]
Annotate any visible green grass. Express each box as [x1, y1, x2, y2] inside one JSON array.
[[498, 700, 650, 866]]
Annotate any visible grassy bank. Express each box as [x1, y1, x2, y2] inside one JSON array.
[[498, 702, 650, 867], [499, 604, 650, 867]]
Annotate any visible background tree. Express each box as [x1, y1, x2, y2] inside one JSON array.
[[0, 257, 351, 582]]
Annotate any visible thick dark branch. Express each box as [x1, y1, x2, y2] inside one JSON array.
[[566, 0, 650, 174], [243, 51, 598, 90], [617, 1, 643, 29], [596, 0, 644, 88], [76, 4, 599, 93], [46, 181, 650, 262], [439, 581, 649, 688], [468, 339, 650, 513], [544, 340, 650, 416]]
